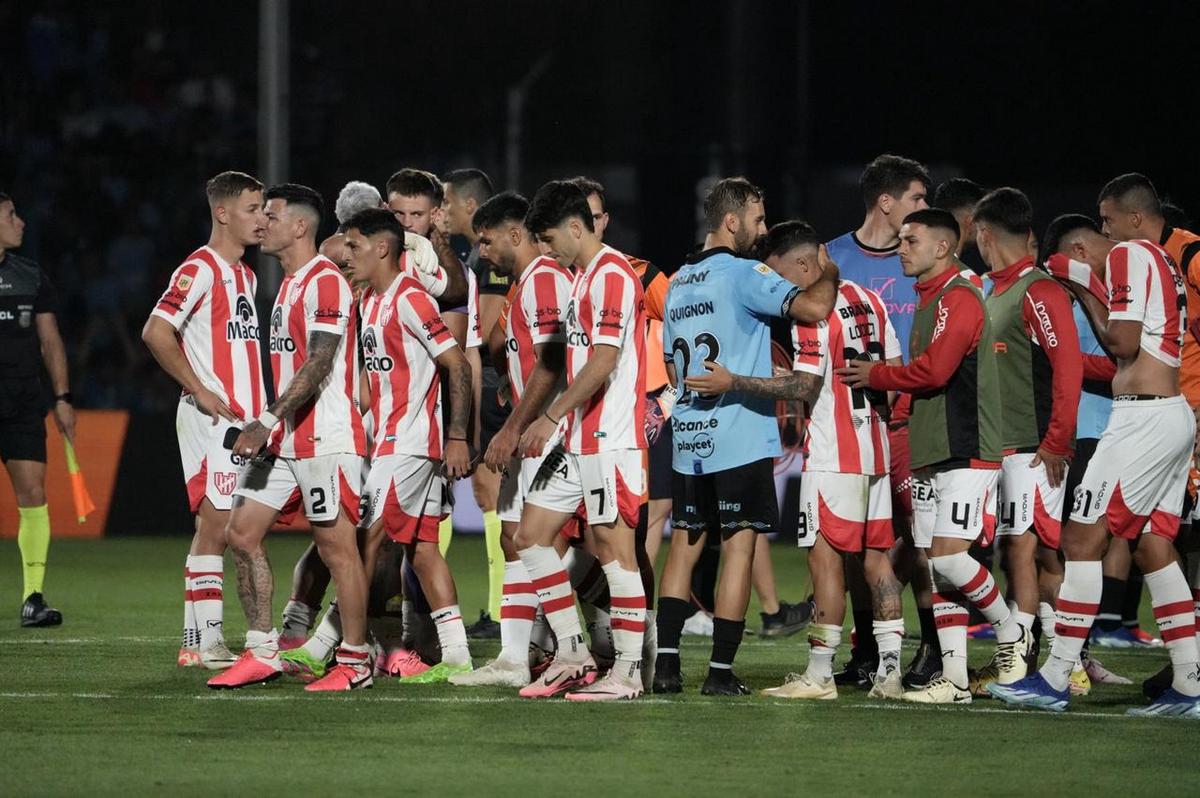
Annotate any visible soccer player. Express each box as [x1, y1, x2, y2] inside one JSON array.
[[143, 172, 267, 667], [990, 216, 1200, 717], [825, 154, 940, 687], [0, 191, 72, 627], [343, 208, 475, 683], [451, 191, 575, 686], [685, 221, 906, 700], [444, 168, 508, 638], [207, 183, 371, 692], [510, 180, 648, 701], [840, 208, 1028, 704], [654, 177, 838, 696], [972, 188, 1081, 695], [933, 178, 987, 264]]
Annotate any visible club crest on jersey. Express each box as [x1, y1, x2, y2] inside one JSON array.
[[288, 281, 304, 305], [176, 273, 194, 291], [380, 301, 394, 327], [214, 472, 237, 496], [362, 327, 393, 372], [226, 295, 260, 341]]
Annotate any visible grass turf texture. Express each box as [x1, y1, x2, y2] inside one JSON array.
[[3, 537, 1198, 797]]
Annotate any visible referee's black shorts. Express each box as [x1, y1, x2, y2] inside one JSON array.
[[0, 381, 47, 464], [479, 364, 512, 455]]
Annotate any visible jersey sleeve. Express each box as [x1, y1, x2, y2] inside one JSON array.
[[869, 286, 983, 392], [792, 322, 828, 376], [527, 269, 569, 345], [305, 271, 352, 335], [1023, 280, 1081, 456], [735, 262, 803, 319], [1107, 244, 1151, 322], [34, 269, 59, 315], [399, 290, 458, 359], [590, 264, 638, 346], [151, 260, 215, 330]]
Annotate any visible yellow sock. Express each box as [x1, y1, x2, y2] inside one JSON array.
[[483, 511, 503, 619], [438, 516, 454, 557], [18, 504, 51, 600]]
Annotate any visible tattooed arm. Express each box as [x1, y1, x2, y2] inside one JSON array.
[[232, 329, 342, 457], [683, 359, 822, 404], [436, 345, 475, 479]]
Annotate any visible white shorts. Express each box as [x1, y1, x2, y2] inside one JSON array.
[[797, 471, 894, 553], [1070, 395, 1194, 541], [361, 453, 445, 543], [996, 452, 1066, 548], [497, 453, 549, 524], [911, 467, 999, 548], [525, 447, 644, 527], [176, 397, 245, 513], [234, 452, 364, 524]]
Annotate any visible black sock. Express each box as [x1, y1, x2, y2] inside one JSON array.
[[1121, 570, 1144, 628], [691, 545, 719, 612], [708, 617, 745, 678], [916, 606, 942, 654], [656, 596, 691, 670], [1097, 576, 1125, 632], [852, 609, 878, 659]]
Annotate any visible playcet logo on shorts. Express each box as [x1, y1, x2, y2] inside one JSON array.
[[677, 431, 715, 458], [214, 472, 237, 496]]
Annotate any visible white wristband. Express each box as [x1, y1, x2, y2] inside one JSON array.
[[257, 411, 280, 430]]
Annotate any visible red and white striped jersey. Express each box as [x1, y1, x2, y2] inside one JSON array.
[[1106, 239, 1186, 368], [793, 280, 901, 475], [506, 255, 574, 406], [465, 268, 483, 349], [268, 255, 367, 459], [563, 245, 648, 454], [151, 246, 266, 420], [360, 273, 458, 459]]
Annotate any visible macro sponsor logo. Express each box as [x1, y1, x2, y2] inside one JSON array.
[[269, 306, 296, 352], [362, 327, 394, 372], [669, 301, 714, 323], [226, 295, 260, 341]]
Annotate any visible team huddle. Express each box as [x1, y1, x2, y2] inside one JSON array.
[[146, 155, 1200, 715]]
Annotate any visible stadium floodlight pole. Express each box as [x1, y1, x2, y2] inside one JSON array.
[[504, 53, 551, 191], [257, 0, 290, 302]]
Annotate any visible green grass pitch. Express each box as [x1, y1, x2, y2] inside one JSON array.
[[2, 536, 1198, 797]]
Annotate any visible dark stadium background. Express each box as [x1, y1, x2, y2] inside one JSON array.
[[3, 0, 1200, 532]]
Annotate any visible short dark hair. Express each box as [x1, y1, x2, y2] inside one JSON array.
[[933, 178, 986, 214], [1162, 201, 1190, 228], [525, 180, 594, 235], [442, 168, 493, 205], [342, 207, 406, 244], [472, 191, 530, 234], [0, 191, 10, 205], [571, 176, 606, 212], [1039, 214, 1101, 264], [860, 154, 930, 211], [703, 177, 763, 232], [902, 208, 960, 243], [264, 183, 324, 230], [756, 220, 820, 261], [206, 171, 263, 204], [1097, 172, 1162, 217], [973, 187, 1033, 236], [385, 168, 444, 205]]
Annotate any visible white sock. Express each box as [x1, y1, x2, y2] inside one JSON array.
[[873, 618, 904, 677], [432, 604, 471, 667], [530, 605, 555, 653], [182, 563, 198, 649], [583, 604, 615, 664], [518, 545, 584, 654], [601, 560, 645, 674], [1038, 601, 1057, 647], [499, 559, 537, 664], [1014, 610, 1036, 632], [1144, 563, 1200, 697], [1041, 561, 1101, 692], [931, 552, 1018, 643], [282, 599, 317, 639], [245, 628, 279, 660], [303, 601, 342, 660], [188, 555, 225, 650], [336, 641, 370, 670], [805, 624, 842, 682]]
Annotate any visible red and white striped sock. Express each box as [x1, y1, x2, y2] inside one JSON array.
[[805, 624, 842, 682], [519, 545, 584, 654], [431, 604, 471, 667], [1185, 550, 1200, 651], [182, 562, 198, 649], [931, 589, 970, 687], [1042, 560, 1101, 691], [187, 555, 225, 650], [1144, 563, 1200, 697], [932, 552, 1018, 643], [336, 641, 371, 671], [601, 561, 645, 677], [499, 559, 537, 663]]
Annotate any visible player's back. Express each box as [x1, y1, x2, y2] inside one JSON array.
[[826, 231, 915, 359], [665, 248, 794, 475], [269, 255, 366, 459]]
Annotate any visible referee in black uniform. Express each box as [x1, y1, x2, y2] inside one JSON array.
[[0, 192, 73, 626]]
